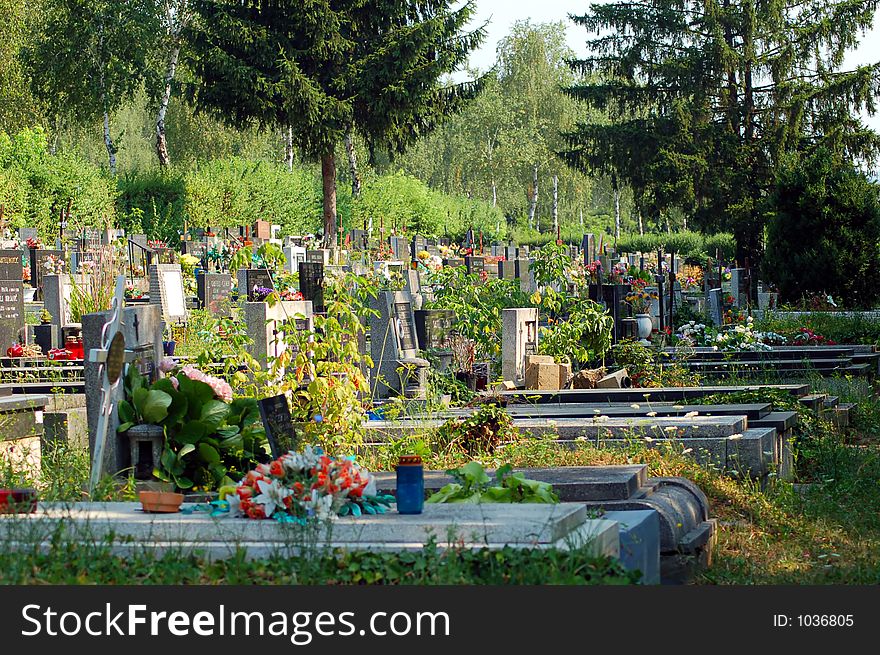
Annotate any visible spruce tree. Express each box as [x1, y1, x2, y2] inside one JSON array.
[[562, 0, 880, 265], [187, 0, 483, 247]]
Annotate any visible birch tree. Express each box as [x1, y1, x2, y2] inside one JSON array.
[[153, 0, 189, 167], [28, 0, 158, 174]]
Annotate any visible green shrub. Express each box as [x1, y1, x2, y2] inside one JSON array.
[[0, 127, 117, 237], [763, 149, 880, 308], [116, 169, 187, 243], [184, 158, 325, 235], [353, 171, 505, 239]]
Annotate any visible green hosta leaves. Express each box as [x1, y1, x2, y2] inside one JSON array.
[[132, 388, 172, 424], [200, 399, 230, 431]]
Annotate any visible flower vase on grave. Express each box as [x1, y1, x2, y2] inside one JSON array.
[[163, 340, 176, 356], [636, 314, 653, 342]]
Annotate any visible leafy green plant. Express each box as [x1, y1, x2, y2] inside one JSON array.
[[117, 366, 268, 490], [426, 461, 559, 504], [436, 402, 513, 455]]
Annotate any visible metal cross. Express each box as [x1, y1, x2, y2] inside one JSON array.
[[88, 275, 127, 494]]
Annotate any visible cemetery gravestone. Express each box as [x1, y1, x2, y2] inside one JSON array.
[[182, 240, 208, 262], [236, 268, 275, 302], [499, 260, 516, 280], [414, 309, 456, 351], [0, 250, 23, 282], [0, 280, 24, 347], [253, 220, 271, 241], [197, 272, 233, 316], [306, 249, 330, 266], [244, 300, 314, 370], [258, 394, 297, 458], [298, 262, 325, 313], [18, 228, 38, 243], [29, 249, 65, 293], [84, 303, 163, 477], [390, 237, 409, 262], [149, 264, 187, 325], [283, 245, 307, 274], [465, 256, 484, 275], [708, 288, 723, 326], [369, 291, 428, 398], [502, 308, 539, 387], [411, 235, 428, 260]]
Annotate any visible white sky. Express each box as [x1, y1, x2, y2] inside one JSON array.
[[463, 0, 880, 129]]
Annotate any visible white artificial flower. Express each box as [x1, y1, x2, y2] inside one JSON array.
[[253, 478, 293, 518]]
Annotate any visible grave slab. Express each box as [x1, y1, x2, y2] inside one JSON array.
[[603, 509, 661, 585], [0, 502, 619, 559]]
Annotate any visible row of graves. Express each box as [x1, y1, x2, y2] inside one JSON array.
[[0, 224, 874, 584]]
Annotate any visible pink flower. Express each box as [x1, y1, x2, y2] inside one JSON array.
[[158, 357, 176, 373], [180, 364, 232, 402]]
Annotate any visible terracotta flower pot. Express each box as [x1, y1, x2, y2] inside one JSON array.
[[138, 490, 184, 513]]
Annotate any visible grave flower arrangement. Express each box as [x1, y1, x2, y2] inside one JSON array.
[[252, 285, 275, 301], [625, 281, 658, 315], [26, 237, 42, 249], [278, 288, 304, 301], [22, 267, 30, 282], [124, 284, 144, 300], [223, 446, 393, 521], [43, 254, 64, 275]]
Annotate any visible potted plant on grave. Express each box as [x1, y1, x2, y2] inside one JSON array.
[[117, 363, 268, 492]]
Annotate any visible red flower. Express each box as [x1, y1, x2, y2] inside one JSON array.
[[269, 460, 284, 477]]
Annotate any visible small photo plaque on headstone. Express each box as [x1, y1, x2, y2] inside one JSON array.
[[258, 394, 297, 459]]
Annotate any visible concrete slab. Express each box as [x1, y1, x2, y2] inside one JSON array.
[[373, 465, 647, 501], [603, 510, 660, 585], [0, 502, 620, 559], [364, 415, 748, 442]]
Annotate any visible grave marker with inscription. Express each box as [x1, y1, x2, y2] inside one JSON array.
[[149, 264, 187, 324], [0, 280, 24, 347], [197, 272, 233, 316], [258, 394, 297, 458]]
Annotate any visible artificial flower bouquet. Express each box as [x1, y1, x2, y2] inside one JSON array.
[[223, 447, 394, 522]]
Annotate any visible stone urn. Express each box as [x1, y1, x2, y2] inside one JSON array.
[[635, 314, 653, 341]]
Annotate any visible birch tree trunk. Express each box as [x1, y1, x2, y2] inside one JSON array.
[[638, 211, 644, 235], [551, 175, 559, 232], [285, 126, 294, 172], [579, 207, 584, 229], [527, 164, 538, 230], [321, 151, 338, 248], [613, 184, 621, 240], [155, 42, 180, 167], [344, 130, 360, 199], [491, 180, 497, 207], [103, 105, 116, 175]]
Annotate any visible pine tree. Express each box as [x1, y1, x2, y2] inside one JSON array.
[[187, 0, 483, 247], [562, 0, 880, 265]]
